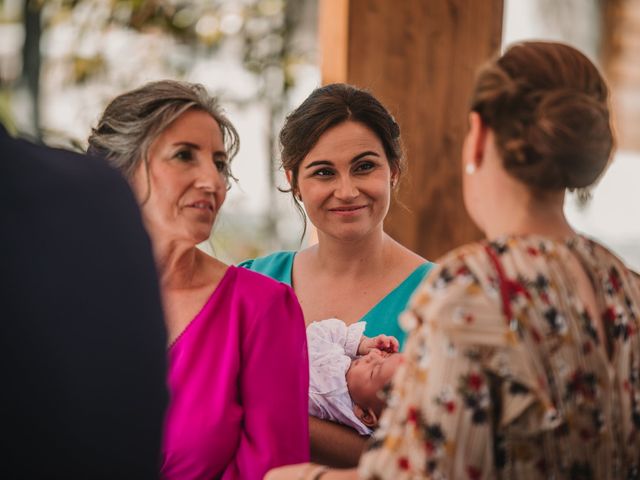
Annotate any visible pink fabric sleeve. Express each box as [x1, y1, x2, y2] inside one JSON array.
[[221, 283, 309, 479]]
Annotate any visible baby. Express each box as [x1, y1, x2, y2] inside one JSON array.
[[306, 318, 404, 435]]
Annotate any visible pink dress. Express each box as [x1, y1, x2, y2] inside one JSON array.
[[161, 266, 309, 479]]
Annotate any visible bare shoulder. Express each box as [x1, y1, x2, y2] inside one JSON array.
[[385, 235, 428, 272], [291, 244, 317, 278]]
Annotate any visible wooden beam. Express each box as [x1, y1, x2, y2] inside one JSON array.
[[318, 0, 349, 84], [319, 0, 503, 260], [602, 0, 640, 151]]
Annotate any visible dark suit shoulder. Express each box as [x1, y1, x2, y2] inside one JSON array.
[[0, 132, 129, 202]]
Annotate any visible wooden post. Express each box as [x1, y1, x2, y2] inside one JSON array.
[[319, 0, 504, 260], [602, 0, 640, 152]]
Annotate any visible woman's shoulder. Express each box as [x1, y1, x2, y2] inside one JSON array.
[[231, 264, 294, 294], [229, 267, 305, 337], [426, 241, 489, 276], [576, 235, 636, 268], [238, 250, 295, 268], [238, 251, 295, 284], [573, 235, 640, 289], [388, 235, 430, 266]]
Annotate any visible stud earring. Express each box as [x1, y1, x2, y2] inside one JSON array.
[[464, 163, 477, 175]]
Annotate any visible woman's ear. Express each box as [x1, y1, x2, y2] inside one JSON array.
[[130, 159, 152, 206], [390, 168, 399, 188], [285, 170, 302, 201], [353, 404, 379, 428], [463, 112, 488, 171]]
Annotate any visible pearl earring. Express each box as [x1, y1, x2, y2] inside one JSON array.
[[464, 163, 477, 175]]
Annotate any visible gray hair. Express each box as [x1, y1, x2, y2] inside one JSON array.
[[87, 80, 240, 183]]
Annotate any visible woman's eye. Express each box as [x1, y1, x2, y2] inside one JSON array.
[[215, 160, 228, 174], [355, 161, 375, 172], [175, 149, 193, 161], [312, 168, 334, 177]]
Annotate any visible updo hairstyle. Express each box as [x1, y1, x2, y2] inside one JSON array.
[[279, 83, 405, 198], [88, 80, 239, 183], [470, 41, 613, 190]]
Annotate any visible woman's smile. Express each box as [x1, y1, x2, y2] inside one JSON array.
[[185, 200, 214, 211], [328, 204, 368, 216]]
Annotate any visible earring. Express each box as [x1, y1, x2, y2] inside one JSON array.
[[464, 163, 477, 175]]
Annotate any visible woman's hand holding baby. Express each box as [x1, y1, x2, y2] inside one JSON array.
[[357, 334, 399, 355]]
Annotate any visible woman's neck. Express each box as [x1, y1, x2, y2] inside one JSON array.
[[473, 133, 577, 243], [152, 238, 203, 290], [310, 228, 391, 278], [483, 186, 575, 242]]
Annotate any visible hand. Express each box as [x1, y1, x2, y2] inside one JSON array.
[[264, 463, 307, 480], [265, 463, 326, 480], [357, 334, 399, 355]]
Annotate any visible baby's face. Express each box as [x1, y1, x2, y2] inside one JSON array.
[[346, 349, 403, 414]]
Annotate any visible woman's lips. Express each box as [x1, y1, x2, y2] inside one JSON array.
[[328, 205, 367, 215], [186, 201, 214, 211]]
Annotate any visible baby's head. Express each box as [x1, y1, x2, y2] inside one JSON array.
[[346, 349, 403, 428]]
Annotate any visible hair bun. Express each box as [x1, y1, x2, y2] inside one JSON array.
[[471, 42, 614, 191], [503, 88, 612, 190]]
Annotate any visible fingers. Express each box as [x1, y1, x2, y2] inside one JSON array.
[[373, 335, 399, 353]]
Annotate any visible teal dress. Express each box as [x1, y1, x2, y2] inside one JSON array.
[[239, 251, 434, 350]]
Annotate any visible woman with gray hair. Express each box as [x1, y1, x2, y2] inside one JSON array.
[[88, 80, 309, 479]]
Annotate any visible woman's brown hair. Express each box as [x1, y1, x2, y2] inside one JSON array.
[[470, 41, 614, 190], [279, 83, 404, 237]]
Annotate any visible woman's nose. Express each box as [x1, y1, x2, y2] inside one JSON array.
[[196, 161, 225, 191], [334, 175, 358, 200]]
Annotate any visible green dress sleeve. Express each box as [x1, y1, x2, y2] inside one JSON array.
[[238, 251, 296, 286]]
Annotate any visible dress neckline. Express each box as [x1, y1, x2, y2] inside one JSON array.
[[358, 263, 430, 323], [168, 265, 235, 351], [288, 253, 429, 323]]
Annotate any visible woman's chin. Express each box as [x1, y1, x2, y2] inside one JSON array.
[[327, 227, 378, 243], [181, 226, 214, 247]]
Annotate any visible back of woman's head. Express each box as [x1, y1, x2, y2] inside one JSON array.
[[279, 83, 404, 192], [470, 41, 613, 190], [88, 80, 239, 179]]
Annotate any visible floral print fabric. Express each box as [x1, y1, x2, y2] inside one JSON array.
[[359, 236, 640, 479]]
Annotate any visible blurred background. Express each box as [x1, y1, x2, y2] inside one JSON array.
[[1, 0, 638, 269]]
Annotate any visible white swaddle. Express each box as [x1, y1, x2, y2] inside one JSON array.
[[306, 318, 372, 435]]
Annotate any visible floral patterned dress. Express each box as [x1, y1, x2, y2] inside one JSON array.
[[359, 235, 640, 479]]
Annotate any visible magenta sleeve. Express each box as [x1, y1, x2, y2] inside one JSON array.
[[221, 283, 309, 479]]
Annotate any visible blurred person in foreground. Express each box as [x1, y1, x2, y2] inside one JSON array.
[[266, 41, 640, 480], [0, 122, 167, 478], [88, 80, 309, 479]]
